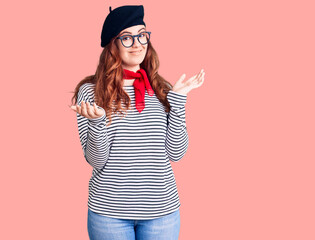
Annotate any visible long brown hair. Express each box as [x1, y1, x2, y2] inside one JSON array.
[[70, 36, 173, 126]]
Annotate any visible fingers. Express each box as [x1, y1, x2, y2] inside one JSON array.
[[187, 69, 203, 82], [185, 69, 204, 86], [70, 105, 77, 112], [70, 101, 101, 119], [196, 69, 203, 80], [87, 102, 97, 117], [192, 69, 205, 88], [180, 73, 186, 82], [93, 102, 104, 117], [80, 101, 88, 116], [196, 69, 205, 83], [174, 74, 186, 88], [175, 69, 204, 90], [197, 72, 205, 87], [76, 104, 81, 115], [93, 103, 99, 114], [83, 101, 98, 118], [198, 69, 205, 81]]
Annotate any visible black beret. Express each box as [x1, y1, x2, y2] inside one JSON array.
[[101, 5, 146, 48]]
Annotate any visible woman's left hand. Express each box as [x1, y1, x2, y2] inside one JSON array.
[[172, 69, 205, 95]]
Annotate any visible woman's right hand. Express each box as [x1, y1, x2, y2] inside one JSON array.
[[70, 101, 105, 119]]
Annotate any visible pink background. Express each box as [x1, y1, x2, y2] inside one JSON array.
[[2, 0, 314, 239]]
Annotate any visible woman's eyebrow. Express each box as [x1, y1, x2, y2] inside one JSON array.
[[120, 27, 146, 35]]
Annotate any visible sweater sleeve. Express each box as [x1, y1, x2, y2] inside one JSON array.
[[165, 90, 189, 162], [76, 84, 109, 170]]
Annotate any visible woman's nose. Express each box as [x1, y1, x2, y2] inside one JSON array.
[[132, 37, 141, 47]]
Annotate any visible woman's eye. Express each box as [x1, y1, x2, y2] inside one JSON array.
[[122, 36, 130, 40]]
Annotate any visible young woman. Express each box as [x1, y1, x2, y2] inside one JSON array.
[[70, 5, 205, 240]]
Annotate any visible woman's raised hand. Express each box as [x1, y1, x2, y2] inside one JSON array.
[[172, 69, 205, 95], [70, 101, 105, 119]]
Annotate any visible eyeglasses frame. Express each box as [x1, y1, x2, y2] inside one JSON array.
[[116, 31, 151, 48]]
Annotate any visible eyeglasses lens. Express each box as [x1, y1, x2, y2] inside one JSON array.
[[122, 32, 150, 47]]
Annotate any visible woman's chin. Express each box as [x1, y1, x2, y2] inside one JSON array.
[[126, 59, 145, 65]]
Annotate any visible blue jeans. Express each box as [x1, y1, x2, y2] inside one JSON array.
[[87, 208, 180, 240]]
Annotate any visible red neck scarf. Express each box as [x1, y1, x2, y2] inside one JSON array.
[[123, 68, 154, 113]]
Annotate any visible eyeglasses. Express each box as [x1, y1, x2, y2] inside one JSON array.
[[116, 31, 151, 48]]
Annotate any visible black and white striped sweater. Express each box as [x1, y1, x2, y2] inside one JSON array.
[[75, 83, 188, 220]]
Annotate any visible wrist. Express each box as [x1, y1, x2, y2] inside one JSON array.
[[171, 89, 187, 96]]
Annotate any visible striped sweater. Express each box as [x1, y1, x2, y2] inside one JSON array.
[[75, 83, 188, 220]]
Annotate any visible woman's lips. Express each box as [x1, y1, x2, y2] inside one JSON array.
[[130, 50, 142, 54]]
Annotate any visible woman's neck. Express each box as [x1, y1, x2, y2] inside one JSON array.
[[122, 64, 140, 86], [122, 64, 140, 72]]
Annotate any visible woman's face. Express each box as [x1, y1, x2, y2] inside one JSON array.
[[116, 24, 148, 70]]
